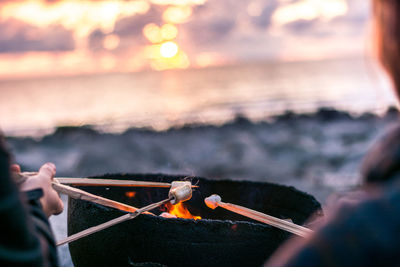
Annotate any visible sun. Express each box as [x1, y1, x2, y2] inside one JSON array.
[[160, 41, 179, 58]]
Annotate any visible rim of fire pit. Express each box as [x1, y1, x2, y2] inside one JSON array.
[[78, 172, 323, 227], [68, 173, 322, 267]]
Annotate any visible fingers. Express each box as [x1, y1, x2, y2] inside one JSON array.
[[38, 162, 56, 179], [53, 198, 64, 215], [10, 164, 21, 173], [45, 190, 64, 217], [19, 162, 63, 217]]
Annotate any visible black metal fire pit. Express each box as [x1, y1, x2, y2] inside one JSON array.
[[68, 174, 322, 267]]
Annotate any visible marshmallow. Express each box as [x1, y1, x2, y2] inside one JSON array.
[[168, 181, 192, 205], [160, 212, 177, 218], [204, 194, 221, 209]]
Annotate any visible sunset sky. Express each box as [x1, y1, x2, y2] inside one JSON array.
[[0, 0, 370, 78]]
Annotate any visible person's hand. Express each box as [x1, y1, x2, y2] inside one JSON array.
[[13, 163, 64, 217]]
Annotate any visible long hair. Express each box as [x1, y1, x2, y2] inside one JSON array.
[[373, 0, 400, 99]]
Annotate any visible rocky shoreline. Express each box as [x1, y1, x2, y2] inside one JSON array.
[[6, 107, 400, 201]]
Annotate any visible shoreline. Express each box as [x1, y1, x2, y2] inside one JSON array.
[[4, 106, 396, 138], [6, 107, 400, 201]]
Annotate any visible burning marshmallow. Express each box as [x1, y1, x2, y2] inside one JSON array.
[[168, 181, 192, 205], [204, 194, 222, 209]]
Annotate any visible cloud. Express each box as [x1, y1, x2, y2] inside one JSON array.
[[0, 0, 371, 63], [85, 6, 163, 52], [113, 6, 163, 37], [88, 29, 106, 51], [182, 18, 236, 45], [276, 0, 369, 38], [283, 19, 321, 35], [344, 0, 370, 23], [0, 18, 74, 53], [178, 0, 240, 46], [250, 2, 280, 29]]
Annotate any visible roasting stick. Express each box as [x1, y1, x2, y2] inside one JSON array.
[[52, 183, 153, 215], [57, 181, 193, 246], [55, 178, 175, 188], [15, 172, 154, 215], [57, 197, 172, 246], [18, 172, 198, 188], [205, 194, 313, 238]]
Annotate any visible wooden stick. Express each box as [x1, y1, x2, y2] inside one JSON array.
[[57, 197, 173, 246], [18, 172, 198, 188], [55, 178, 174, 188], [205, 194, 313, 238], [52, 182, 154, 215]]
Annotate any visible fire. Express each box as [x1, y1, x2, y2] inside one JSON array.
[[165, 202, 201, 220]]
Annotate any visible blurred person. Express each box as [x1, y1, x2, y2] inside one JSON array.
[[266, 1, 400, 266], [0, 135, 63, 266]]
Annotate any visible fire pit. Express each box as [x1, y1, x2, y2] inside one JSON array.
[[68, 173, 322, 267]]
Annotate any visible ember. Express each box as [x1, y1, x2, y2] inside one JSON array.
[[125, 191, 136, 198], [165, 202, 201, 220]]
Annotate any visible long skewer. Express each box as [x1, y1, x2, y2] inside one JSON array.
[[205, 194, 313, 238], [18, 172, 198, 188], [57, 197, 173, 246], [55, 178, 173, 188], [51, 182, 153, 215], [15, 172, 155, 214], [16, 172, 195, 244], [58, 181, 193, 246]]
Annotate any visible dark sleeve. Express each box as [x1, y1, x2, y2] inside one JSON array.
[[23, 189, 58, 267], [0, 137, 57, 267], [266, 189, 400, 267]]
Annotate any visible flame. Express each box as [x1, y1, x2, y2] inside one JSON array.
[[165, 202, 201, 220]]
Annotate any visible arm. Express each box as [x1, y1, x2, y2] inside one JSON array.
[[0, 137, 62, 266], [0, 137, 44, 266], [265, 187, 400, 267]]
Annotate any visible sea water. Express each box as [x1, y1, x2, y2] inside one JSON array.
[[0, 57, 395, 136]]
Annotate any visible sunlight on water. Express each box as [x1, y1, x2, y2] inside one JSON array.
[[0, 58, 395, 136]]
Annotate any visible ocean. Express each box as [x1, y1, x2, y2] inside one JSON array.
[[0, 57, 395, 136]]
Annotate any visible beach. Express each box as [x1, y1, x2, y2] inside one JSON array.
[[5, 108, 400, 266]]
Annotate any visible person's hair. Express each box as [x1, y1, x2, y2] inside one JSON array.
[[361, 125, 400, 183], [373, 0, 400, 99]]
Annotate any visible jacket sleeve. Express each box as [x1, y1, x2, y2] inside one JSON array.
[[0, 137, 58, 267], [265, 187, 400, 267]]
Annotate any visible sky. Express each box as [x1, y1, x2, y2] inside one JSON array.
[[0, 0, 371, 78]]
